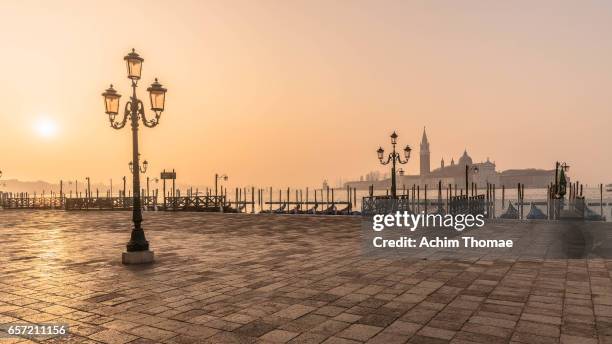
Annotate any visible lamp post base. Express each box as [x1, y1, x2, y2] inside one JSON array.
[[122, 250, 154, 265]]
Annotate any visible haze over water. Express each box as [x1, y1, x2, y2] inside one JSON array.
[[1, 0, 611, 187]]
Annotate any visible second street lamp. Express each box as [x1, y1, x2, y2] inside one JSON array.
[[103, 48, 167, 265], [215, 174, 228, 197], [129, 159, 148, 174], [465, 165, 479, 196], [377, 131, 411, 198]]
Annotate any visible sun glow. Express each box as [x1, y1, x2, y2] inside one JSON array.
[[34, 117, 58, 138]]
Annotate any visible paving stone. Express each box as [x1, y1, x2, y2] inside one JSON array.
[[287, 332, 329, 344], [516, 320, 560, 337], [310, 320, 351, 336], [259, 329, 300, 343], [559, 334, 597, 344], [417, 326, 456, 340], [128, 325, 176, 341], [273, 305, 316, 320], [88, 329, 138, 344], [337, 324, 383, 341]]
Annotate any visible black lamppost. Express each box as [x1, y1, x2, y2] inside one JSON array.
[[377, 131, 411, 198], [102, 49, 167, 264], [85, 177, 91, 199], [465, 165, 479, 196], [215, 174, 228, 197], [554, 161, 569, 198]]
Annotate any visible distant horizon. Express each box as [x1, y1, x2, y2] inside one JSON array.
[[2, 0, 611, 185]]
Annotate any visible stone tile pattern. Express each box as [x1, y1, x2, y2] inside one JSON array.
[[0, 211, 611, 343]]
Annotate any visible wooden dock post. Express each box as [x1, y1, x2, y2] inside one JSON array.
[[417, 185, 420, 213], [250, 187, 254, 213], [601, 184, 604, 218], [517, 183, 522, 219], [424, 184, 427, 214], [331, 188, 335, 205], [287, 187, 290, 213], [346, 185, 350, 211], [447, 183, 451, 211], [493, 184, 496, 218]]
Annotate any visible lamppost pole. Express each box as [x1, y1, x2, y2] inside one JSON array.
[[86, 177, 91, 199], [129, 80, 145, 252], [103, 49, 167, 264], [215, 174, 228, 197], [391, 144, 397, 198], [377, 131, 411, 198]]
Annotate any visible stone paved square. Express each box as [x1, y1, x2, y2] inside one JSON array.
[[1, 210, 612, 343]]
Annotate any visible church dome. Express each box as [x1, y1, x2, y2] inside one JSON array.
[[458, 149, 473, 166]]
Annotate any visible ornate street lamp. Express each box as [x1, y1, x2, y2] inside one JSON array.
[[129, 159, 148, 174], [377, 131, 411, 198], [215, 173, 228, 197], [85, 177, 91, 199], [465, 165, 479, 196], [103, 49, 167, 264]]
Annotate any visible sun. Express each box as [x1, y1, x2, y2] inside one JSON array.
[[34, 117, 58, 138]]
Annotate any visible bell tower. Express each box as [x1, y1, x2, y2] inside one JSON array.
[[420, 127, 430, 176]]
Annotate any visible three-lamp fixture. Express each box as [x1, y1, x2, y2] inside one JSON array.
[[102, 49, 167, 121]]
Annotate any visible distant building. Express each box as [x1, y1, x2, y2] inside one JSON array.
[[419, 128, 430, 176], [498, 169, 558, 188], [346, 128, 555, 190]]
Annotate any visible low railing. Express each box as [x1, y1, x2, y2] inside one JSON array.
[[163, 195, 238, 212], [64, 196, 157, 210], [1, 195, 64, 209]]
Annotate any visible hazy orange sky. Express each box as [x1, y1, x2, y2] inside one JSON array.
[[1, 0, 611, 188]]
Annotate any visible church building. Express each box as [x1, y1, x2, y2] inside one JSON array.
[[347, 128, 555, 190]]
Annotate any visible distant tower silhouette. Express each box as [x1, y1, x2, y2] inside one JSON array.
[[441, 158, 445, 169], [420, 127, 430, 176]]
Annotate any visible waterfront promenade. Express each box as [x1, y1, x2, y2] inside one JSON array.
[[1, 211, 612, 343]]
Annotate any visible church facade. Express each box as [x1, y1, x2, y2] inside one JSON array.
[[396, 128, 500, 188]]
